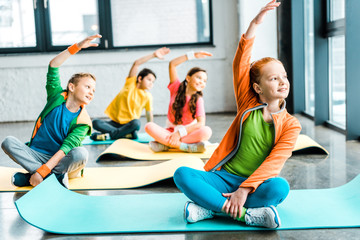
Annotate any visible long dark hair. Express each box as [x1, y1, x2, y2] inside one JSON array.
[[172, 67, 206, 124]]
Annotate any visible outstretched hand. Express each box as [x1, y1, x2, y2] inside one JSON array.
[[154, 47, 171, 59], [244, 0, 280, 39], [77, 34, 102, 49], [253, 0, 281, 25], [194, 51, 213, 59]]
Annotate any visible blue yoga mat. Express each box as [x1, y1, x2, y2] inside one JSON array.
[[15, 174, 360, 234], [82, 132, 154, 145]]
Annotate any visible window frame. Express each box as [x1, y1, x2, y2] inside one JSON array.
[[325, 0, 346, 130], [0, 0, 214, 54]]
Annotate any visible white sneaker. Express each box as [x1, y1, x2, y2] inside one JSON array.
[[245, 206, 281, 228], [149, 141, 169, 152], [186, 142, 206, 153], [184, 201, 214, 223]]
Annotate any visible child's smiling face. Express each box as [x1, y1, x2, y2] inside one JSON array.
[[70, 77, 96, 105]]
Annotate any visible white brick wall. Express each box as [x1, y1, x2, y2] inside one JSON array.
[[0, 0, 278, 123]]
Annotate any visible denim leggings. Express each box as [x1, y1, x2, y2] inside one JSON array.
[[174, 167, 290, 213], [92, 119, 141, 140]]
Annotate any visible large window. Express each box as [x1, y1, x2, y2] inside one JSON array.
[[0, 0, 36, 48], [48, 0, 99, 46], [330, 0, 345, 21], [328, 35, 345, 128], [0, 0, 212, 54], [304, 0, 315, 116], [110, 0, 211, 47], [327, 0, 345, 129]]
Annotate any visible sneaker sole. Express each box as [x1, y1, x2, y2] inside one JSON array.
[[269, 206, 281, 228], [10, 173, 16, 187], [184, 201, 192, 223]]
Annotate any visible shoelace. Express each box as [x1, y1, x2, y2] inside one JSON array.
[[247, 214, 265, 225], [195, 208, 212, 221]]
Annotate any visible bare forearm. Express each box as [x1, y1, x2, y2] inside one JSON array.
[[244, 21, 259, 39], [45, 150, 66, 170], [49, 49, 72, 68], [169, 55, 187, 83], [129, 53, 156, 77], [146, 111, 153, 122], [49, 34, 101, 68]]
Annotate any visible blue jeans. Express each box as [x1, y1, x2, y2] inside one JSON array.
[[174, 167, 290, 212], [92, 119, 141, 140]]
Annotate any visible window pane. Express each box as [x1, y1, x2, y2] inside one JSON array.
[[329, 36, 346, 128], [48, 0, 99, 46], [330, 0, 345, 21], [111, 0, 211, 47], [304, 0, 315, 116], [0, 0, 36, 48]]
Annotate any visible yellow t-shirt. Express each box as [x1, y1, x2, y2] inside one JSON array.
[[104, 76, 153, 124]]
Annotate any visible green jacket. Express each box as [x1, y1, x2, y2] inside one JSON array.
[[28, 66, 92, 155]]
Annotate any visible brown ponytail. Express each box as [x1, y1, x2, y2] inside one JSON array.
[[172, 67, 206, 124]]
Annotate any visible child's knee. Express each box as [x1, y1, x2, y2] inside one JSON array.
[[174, 166, 195, 187], [275, 177, 290, 199], [264, 177, 290, 202], [130, 119, 141, 130], [203, 126, 212, 139], [173, 167, 188, 185], [69, 147, 88, 164], [144, 122, 155, 133], [1, 136, 17, 152], [92, 119, 101, 129], [196, 126, 212, 141]]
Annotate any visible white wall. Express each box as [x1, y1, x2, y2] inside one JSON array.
[[238, 0, 278, 61], [0, 0, 278, 123]]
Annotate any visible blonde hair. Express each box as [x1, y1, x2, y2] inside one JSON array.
[[66, 73, 96, 92]]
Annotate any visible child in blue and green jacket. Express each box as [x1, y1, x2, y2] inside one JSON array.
[[1, 34, 102, 188]]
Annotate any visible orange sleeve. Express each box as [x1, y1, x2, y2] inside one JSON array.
[[232, 34, 257, 112], [240, 117, 302, 193]]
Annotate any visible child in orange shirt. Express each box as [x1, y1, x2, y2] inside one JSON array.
[[174, 0, 301, 228]]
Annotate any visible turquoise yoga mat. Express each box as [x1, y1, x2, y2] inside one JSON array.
[[15, 174, 360, 234], [82, 132, 154, 145]]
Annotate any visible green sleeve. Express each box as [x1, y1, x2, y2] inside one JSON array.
[[60, 124, 91, 155], [46, 65, 64, 101]]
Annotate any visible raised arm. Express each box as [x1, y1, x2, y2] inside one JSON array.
[[244, 0, 280, 39], [233, 0, 280, 110], [49, 34, 102, 68], [169, 51, 212, 84], [128, 47, 170, 78]]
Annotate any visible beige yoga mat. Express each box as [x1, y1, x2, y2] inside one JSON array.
[[96, 139, 218, 161], [293, 134, 329, 155], [0, 156, 204, 192]]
